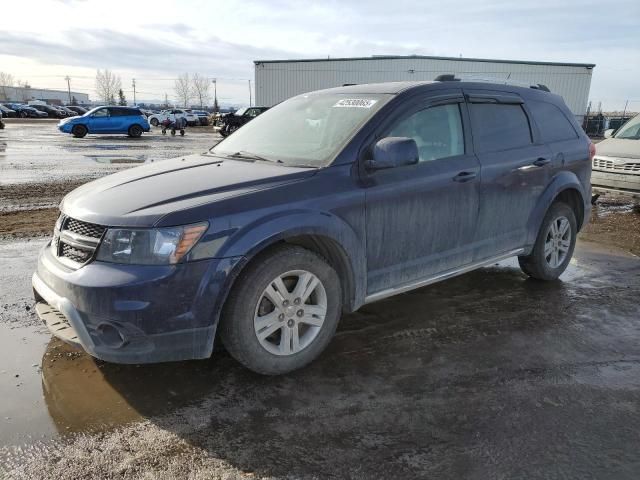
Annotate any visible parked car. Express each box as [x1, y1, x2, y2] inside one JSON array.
[[0, 109, 4, 129], [147, 109, 198, 127], [66, 106, 88, 115], [57, 106, 150, 138], [219, 106, 269, 136], [191, 110, 210, 126], [0, 104, 16, 118], [7, 103, 48, 118], [33, 80, 592, 375], [30, 104, 67, 119], [591, 113, 640, 200], [57, 106, 78, 117]]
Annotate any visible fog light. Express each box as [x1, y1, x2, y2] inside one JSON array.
[[96, 323, 126, 349]]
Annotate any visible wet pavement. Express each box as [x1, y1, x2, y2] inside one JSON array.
[[1, 236, 639, 479], [1, 123, 640, 478], [0, 120, 217, 187]]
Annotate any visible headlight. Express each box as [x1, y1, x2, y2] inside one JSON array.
[[96, 222, 208, 265]]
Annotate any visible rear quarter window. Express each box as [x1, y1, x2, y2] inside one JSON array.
[[528, 100, 578, 142], [469, 103, 532, 153]]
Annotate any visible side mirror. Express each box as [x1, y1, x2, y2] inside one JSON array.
[[365, 137, 419, 171], [604, 129, 615, 139]]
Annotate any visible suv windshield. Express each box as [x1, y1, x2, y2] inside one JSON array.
[[615, 114, 640, 140], [211, 93, 391, 167]]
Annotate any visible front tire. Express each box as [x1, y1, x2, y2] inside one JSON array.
[[128, 124, 143, 138], [71, 124, 87, 138], [150, 118, 159, 127], [220, 245, 342, 375], [518, 201, 577, 281]]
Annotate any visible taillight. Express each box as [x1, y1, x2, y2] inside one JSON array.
[[589, 142, 596, 162]]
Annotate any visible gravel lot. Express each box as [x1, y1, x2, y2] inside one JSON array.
[[1, 122, 639, 479]]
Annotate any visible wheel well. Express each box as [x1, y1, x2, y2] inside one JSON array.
[[227, 235, 356, 313], [284, 235, 355, 312], [555, 188, 585, 230]]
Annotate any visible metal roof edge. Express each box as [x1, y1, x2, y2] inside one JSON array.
[[254, 55, 596, 68]]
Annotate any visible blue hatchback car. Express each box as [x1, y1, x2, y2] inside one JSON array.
[[35, 80, 593, 375], [58, 106, 150, 138]]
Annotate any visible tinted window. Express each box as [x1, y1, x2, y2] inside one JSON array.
[[469, 103, 532, 152], [109, 108, 127, 116], [529, 101, 577, 142], [388, 104, 464, 162]]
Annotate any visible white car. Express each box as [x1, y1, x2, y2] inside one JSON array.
[[147, 109, 198, 127], [592, 113, 640, 201]]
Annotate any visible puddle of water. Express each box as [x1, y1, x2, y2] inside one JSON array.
[[84, 154, 149, 164], [0, 323, 57, 446], [0, 317, 223, 448]]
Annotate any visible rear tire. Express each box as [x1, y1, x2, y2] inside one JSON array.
[[518, 202, 577, 281], [71, 124, 87, 138], [128, 124, 143, 138], [19, 111, 28, 118], [219, 245, 342, 375], [150, 118, 159, 127]]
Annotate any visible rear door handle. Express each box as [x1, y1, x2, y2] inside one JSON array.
[[533, 157, 551, 167], [453, 171, 477, 183]]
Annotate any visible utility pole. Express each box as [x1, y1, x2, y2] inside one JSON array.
[[622, 99, 629, 119], [212, 78, 218, 112], [248, 79, 252, 106], [164, 93, 168, 108], [132, 78, 136, 106], [64, 76, 72, 104]]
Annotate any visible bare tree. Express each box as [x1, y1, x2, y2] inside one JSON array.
[[95, 69, 122, 105], [0, 72, 15, 101], [174, 73, 193, 108], [192, 73, 210, 109]]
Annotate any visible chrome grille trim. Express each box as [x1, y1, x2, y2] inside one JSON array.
[[52, 214, 106, 268], [593, 156, 640, 175]]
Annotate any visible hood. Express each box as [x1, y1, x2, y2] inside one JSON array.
[[61, 154, 317, 227], [596, 138, 640, 160]]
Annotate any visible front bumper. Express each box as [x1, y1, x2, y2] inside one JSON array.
[[592, 170, 640, 200], [33, 242, 242, 364]]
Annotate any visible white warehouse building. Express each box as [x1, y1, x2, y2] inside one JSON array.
[[254, 55, 595, 122]]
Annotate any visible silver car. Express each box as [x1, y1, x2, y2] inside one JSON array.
[[592, 113, 640, 200]]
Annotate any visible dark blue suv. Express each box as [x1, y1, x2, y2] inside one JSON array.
[[33, 80, 593, 374]]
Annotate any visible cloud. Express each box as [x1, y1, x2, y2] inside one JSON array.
[[0, 29, 293, 80]]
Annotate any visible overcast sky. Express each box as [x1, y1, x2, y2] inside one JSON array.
[[0, 0, 638, 109]]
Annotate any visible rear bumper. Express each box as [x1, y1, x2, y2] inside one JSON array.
[[33, 243, 243, 364]]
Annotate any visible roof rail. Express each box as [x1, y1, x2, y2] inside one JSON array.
[[434, 74, 550, 92]]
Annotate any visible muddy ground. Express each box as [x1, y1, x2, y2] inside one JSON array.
[[1, 123, 640, 479]]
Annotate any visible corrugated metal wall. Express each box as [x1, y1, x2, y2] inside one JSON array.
[[255, 57, 593, 119]]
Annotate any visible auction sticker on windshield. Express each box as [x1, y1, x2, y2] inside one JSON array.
[[333, 99, 378, 108]]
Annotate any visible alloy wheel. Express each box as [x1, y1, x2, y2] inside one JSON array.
[[544, 216, 571, 268], [253, 270, 327, 356]]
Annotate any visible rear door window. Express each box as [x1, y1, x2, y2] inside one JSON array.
[[469, 103, 532, 152], [528, 100, 578, 142]]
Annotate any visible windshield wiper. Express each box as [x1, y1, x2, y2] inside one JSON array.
[[229, 151, 283, 163]]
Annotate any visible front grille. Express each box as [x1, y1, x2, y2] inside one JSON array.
[[593, 157, 640, 174], [52, 215, 105, 267], [61, 243, 92, 263], [66, 218, 106, 239]]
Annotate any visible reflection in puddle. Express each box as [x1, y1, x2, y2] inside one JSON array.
[[41, 339, 222, 436], [83, 154, 150, 164]]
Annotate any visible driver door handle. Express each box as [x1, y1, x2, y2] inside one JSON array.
[[453, 171, 477, 183]]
